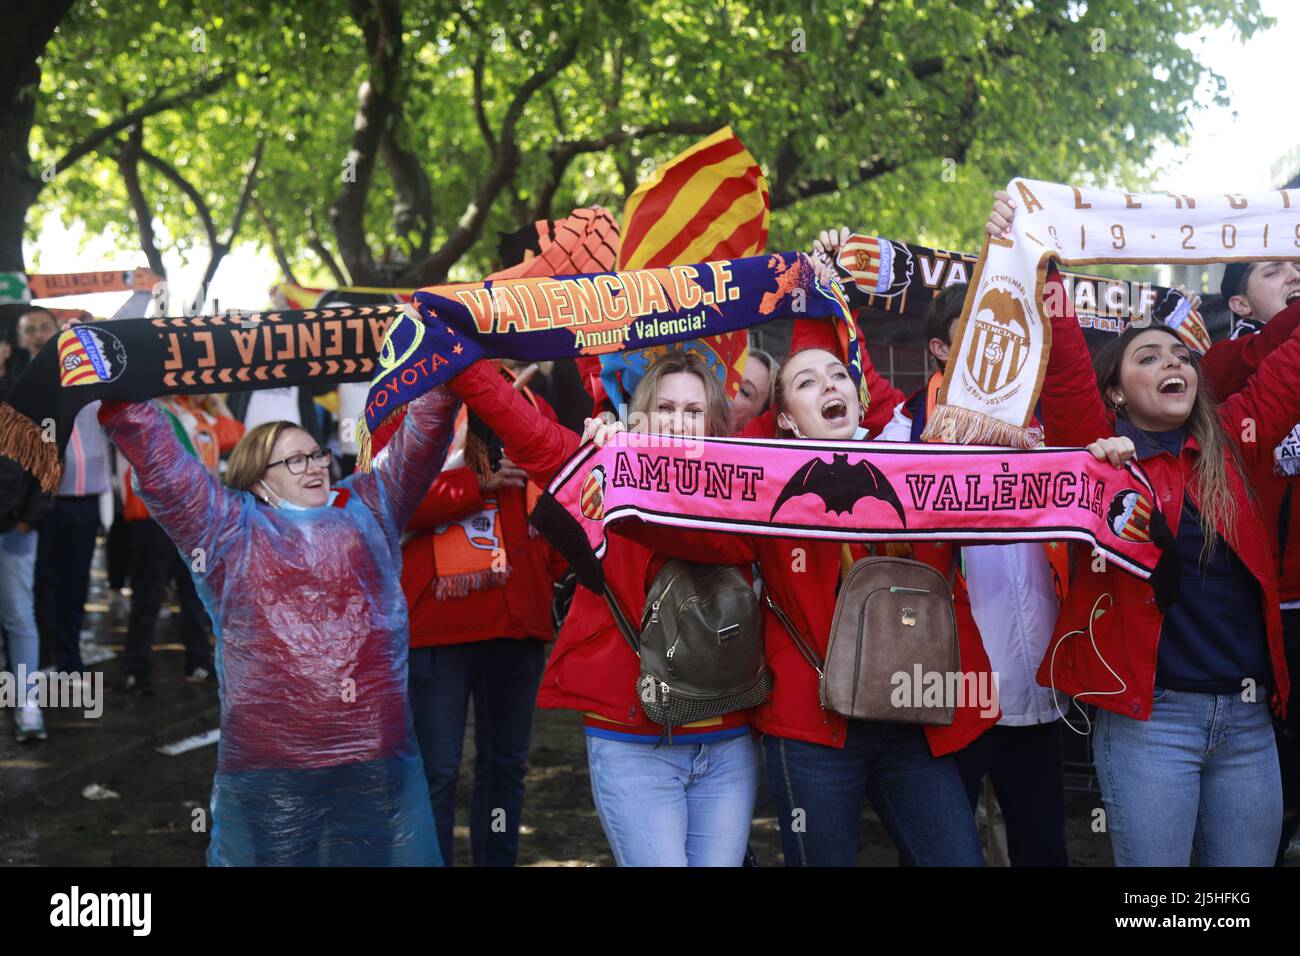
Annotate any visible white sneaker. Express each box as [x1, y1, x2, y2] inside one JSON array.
[[15, 706, 47, 742]]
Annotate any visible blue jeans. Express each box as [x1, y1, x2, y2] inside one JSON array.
[[1095, 686, 1282, 866], [586, 732, 759, 866], [408, 638, 546, 867], [765, 721, 985, 866], [0, 528, 40, 699]]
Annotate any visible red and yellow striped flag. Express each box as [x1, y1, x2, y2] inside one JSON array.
[[608, 126, 769, 402], [619, 126, 769, 270]]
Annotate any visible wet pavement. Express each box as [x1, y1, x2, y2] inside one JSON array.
[[0, 561, 219, 865]]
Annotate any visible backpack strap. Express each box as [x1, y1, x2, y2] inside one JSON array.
[[764, 592, 824, 678], [602, 585, 641, 656]]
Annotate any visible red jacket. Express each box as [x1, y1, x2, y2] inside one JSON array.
[[722, 350, 992, 755], [1200, 301, 1300, 602], [448, 361, 677, 730], [401, 459, 566, 647], [1036, 277, 1296, 719]]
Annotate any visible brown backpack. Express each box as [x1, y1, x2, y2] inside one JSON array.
[[766, 556, 959, 725]]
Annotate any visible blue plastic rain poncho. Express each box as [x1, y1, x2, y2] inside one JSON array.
[[101, 387, 460, 866]]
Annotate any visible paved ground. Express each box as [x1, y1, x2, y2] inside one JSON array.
[[2, 544, 1292, 866]]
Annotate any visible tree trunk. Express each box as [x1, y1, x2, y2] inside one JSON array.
[[0, 60, 42, 274], [0, 0, 77, 273]]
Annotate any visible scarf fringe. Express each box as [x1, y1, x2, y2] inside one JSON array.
[[920, 404, 1043, 449], [0, 403, 62, 493], [433, 567, 511, 600], [1276, 457, 1300, 477], [355, 417, 373, 473]]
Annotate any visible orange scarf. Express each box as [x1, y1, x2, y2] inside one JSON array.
[[430, 370, 542, 598]]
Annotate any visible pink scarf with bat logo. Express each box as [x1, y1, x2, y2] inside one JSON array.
[[530, 434, 1177, 607]]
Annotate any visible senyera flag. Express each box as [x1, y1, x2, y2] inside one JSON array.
[[530, 432, 1177, 609], [599, 127, 770, 407]]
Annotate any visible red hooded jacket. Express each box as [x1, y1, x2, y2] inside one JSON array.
[[1036, 279, 1297, 719], [448, 361, 736, 734]]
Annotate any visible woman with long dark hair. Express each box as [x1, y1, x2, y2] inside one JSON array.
[[990, 191, 1300, 865]]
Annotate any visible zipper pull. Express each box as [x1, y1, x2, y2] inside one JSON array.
[[651, 600, 661, 624]]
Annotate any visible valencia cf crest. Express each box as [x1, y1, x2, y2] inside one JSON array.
[[1107, 490, 1153, 543], [837, 235, 914, 299], [57, 326, 128, 387], [966, 284, 1032, 398], [580, 465, 606, 521]]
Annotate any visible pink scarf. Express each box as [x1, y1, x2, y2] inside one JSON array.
[[532, 434, 1176, 606]]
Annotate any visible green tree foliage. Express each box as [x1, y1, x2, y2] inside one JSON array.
[[23, 0, 1270, 296]]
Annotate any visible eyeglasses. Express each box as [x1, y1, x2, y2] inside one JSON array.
[[267, 450, 331, 475]]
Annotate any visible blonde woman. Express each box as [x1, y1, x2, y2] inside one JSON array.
[[97, 385, 459, 866], [448, 351, 759, 866]]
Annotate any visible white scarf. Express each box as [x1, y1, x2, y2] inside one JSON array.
[[925, 178, 1299, 447]]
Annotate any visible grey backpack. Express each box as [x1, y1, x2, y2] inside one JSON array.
[[604, 560, 771, 742]]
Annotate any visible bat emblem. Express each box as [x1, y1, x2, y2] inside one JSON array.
[[769, 452, 907, 526]]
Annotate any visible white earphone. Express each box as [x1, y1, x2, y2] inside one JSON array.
[[1048, 592, 1128, 736]]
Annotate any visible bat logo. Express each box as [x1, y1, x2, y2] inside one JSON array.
[[769, 453, 907, 526]]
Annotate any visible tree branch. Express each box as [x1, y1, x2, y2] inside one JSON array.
[[532, 119, 720, 221], [54, 68, 234, 182], [137, 147, 218, 251], [771, 154, 903, 210], [309, 207, 349, 285], [472, 47, 495, 153], [252, 196, 299, 285], [407, 30, 581, 285], [115, 125, 166, 279], [198, 136, 265, 294], [224, 137, 265, 248], [329, 0, 404, 284]]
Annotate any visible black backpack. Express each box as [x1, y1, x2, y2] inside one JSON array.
[[604, 560, 771, 743]]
